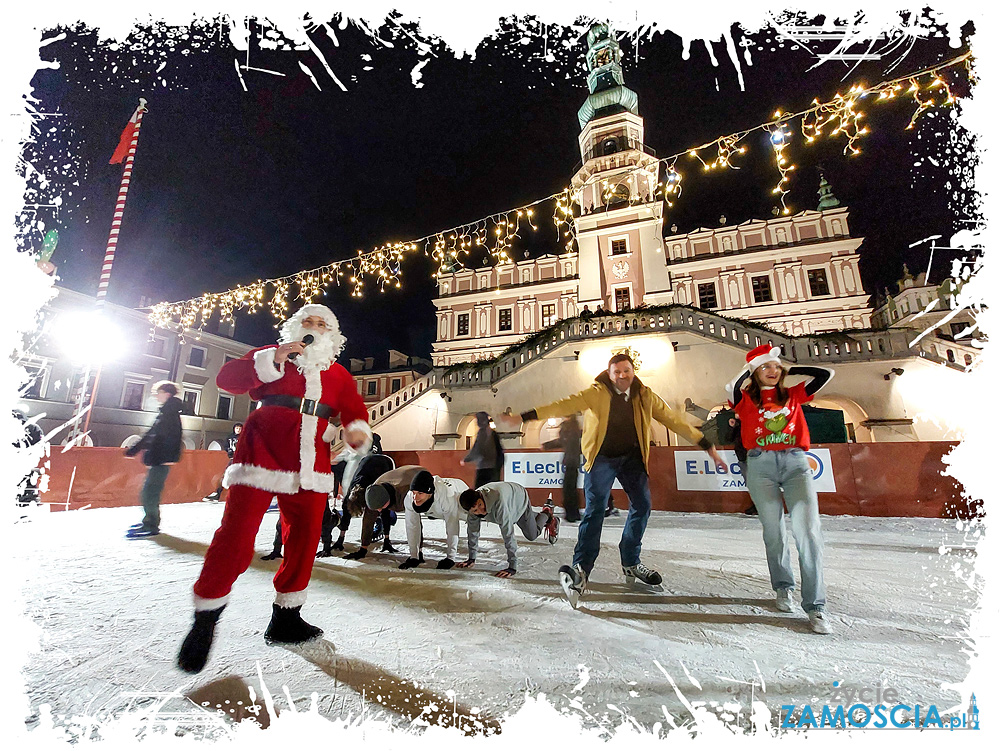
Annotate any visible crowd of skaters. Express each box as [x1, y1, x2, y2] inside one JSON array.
[[117, 302, 835, 675]]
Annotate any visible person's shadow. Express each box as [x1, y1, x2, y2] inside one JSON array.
[[277, 639, 501, 735]]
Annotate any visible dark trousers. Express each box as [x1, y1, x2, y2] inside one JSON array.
[[474, 466, 502, 488], [140, 465, 170, 532], [562, 464, 581, 520], [574, 449, 651, 573]]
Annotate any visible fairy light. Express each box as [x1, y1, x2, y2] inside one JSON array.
[[768, 115, 794, 215], [148, 53, 970, 332]]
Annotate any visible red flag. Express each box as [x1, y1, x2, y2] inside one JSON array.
[[109, 103, 144, 164]]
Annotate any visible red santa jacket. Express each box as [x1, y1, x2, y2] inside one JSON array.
[[219, 346, 370, 494]]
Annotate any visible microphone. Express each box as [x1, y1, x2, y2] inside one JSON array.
[[288, 334, 314, 360]]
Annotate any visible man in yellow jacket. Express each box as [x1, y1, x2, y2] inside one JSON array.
[[500, 353, 725, 607]]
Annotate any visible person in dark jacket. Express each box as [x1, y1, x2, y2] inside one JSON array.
[[321, 449, 395, 556], [542, 416, 583, 523], [124, 382, 183, 538], [203, 423, 243, 503], [461, 412, 504, 487]]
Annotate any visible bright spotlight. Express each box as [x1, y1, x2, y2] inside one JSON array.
[[52, 311, 127, 365]]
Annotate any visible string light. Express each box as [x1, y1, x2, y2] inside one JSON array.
[[768, 114, 794, 215], [148, 52, 971, 332]]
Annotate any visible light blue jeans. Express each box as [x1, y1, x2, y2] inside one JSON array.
[[744, 448, 826, 612]]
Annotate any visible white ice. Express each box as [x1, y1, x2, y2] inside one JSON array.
[[16, 503, 977, 734]]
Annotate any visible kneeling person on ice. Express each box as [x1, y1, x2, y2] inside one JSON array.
[[398, 470, 469, 570], [456, 482, 558, 578], [353, 465, 427, 560], [497, 352, 725, 607]]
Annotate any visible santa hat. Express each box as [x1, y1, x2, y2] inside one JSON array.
[[279, 303, 346, 358], [725, 344, 782, 395]]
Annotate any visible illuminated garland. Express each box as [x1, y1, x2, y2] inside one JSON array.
[[148, 52, 972, 331]]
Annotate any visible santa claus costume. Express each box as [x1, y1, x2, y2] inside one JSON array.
[[177, 304, 371, 673]]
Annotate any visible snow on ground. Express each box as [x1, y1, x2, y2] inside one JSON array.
[[16, 502, 980, 735]]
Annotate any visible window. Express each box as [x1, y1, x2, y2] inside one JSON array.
[[457, 314, 470, 336], [498, 308, 512, 332], [20, 363, 46, 399], [611, 239, 628, 255], [182, 391, 199, 415], [225, 354, 239, 364], [147, 337, 166, 358], [751, 276, 773, 303], [697, 282, 718, 310], [367, 381, 378, 397], [188, 346, 206, 368], [122, 382, 145, 410], [390, 378, 402, 394], [951, 322, 970, 339], [614, 288, 631, 312], [541, 304, 556, 327], [216, 394, 233, 420], [808, 269, 830, 296]]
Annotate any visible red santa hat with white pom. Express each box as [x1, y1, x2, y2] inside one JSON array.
[[726, 344, 783, 396]]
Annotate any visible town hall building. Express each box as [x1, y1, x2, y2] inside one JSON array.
[[432, 24, 871, 366]]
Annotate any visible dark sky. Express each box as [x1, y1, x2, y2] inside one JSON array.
[[24, 14, 977, 358]]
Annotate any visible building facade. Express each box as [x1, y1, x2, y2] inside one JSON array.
[[432, 24, 873, 367], [871, 266, 980, 367], [348, 350, 433, 404], [17, 286, 255, 450]]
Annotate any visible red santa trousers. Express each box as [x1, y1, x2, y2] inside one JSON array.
[[192, 483, 326, 611]]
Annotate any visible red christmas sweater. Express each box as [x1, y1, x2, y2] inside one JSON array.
[[733, 382, 814, 451]]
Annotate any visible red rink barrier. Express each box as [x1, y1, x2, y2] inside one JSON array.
[[40, 448, 230, 512], [388, 442, 972, 519], [39, 443, 972, 518]]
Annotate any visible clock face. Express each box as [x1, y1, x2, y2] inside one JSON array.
[[594, 48, 613, 67]]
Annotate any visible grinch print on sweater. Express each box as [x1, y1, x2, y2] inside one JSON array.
[[734, 382, 814, 452]]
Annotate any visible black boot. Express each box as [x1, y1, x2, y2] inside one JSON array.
[[177, 606, 225, 674], [264, 604, 323, 645]]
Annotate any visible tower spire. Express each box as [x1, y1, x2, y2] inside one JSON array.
[[577, 23, 639, 130], [817, 171, 841, 210]]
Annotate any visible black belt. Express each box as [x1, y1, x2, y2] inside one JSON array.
[[258, 395, 334, 420]]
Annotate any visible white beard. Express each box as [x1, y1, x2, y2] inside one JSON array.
[[279, 322, 337, 372]]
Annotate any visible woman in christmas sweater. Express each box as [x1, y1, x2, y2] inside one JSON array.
[[727, 344, 834, 635]]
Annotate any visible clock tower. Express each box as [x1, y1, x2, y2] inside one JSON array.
[[571, 23, 669, 313]]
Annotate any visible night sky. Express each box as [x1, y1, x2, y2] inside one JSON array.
[[24, 14, 977, 359]]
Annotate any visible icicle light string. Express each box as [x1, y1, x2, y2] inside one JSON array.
[[148, 52, 971, 331]]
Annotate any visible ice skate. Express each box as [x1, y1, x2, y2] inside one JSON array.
[[776, 589, 794, 612], [808, 610, 833, 635], [622, 561, 662, 588], [264, 604, 323, 645], [559, 563, 588, 609], [542, 501, 559, 544]]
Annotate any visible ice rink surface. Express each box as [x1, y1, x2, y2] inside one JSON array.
[[16, 502, 980, 734]]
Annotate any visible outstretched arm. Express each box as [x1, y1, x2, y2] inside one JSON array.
[[788, 365, 834, 396], [730, 370, 753, 408]]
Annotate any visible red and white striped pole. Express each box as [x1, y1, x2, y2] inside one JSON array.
[[96, 97, 147, 307], [68, 98, 148, 447]]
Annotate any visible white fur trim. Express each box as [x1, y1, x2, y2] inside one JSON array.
[[274, 589, 308, 608], [343, 419, 373, 452], [747, 346, 782, 373], [193, 593, 229, 611], [296, 367, 325, 492], [253, 348, 285, 384], [725, 369, 750, 400], [224, 463, 299, 494]]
